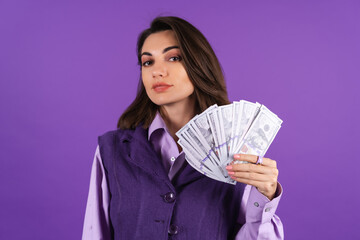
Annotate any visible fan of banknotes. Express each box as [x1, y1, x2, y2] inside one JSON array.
[[175, 100, 283, 185]]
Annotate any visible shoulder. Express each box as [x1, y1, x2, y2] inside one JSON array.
[[98, 128, 132, 147], [98, 125, 148, 145], [99, 128, 128, 140]]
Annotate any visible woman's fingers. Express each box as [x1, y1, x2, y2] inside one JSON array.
[[229, 176, 276, 190], [227, 171, 276, 182], [233, 154, 277, 168], [228, 177, 264, 189], [233, 154, 258, 164], [227, 162, 278, 175], [228, 154, 279, 200]]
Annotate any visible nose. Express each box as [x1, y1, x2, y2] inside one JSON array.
[[152, 61, 168, 78]]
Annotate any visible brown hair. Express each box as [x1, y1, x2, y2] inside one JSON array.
[[117, 16, 230, 129]]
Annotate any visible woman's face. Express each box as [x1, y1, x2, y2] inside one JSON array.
[[140, 30, 195, 107]]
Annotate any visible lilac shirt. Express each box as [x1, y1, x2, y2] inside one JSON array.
[[82, 113, 284, 239]]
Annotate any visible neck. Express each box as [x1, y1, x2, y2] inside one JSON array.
[[159, 95, 197, 141]]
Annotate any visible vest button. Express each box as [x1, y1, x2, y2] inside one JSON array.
[[163, 192, 176, 203], [168, 224, 179, 235]]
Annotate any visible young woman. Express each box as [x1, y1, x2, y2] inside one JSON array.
[[82, 16, 284, 240]]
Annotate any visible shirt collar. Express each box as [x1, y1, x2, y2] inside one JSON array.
[[148, 112, 169, 140]]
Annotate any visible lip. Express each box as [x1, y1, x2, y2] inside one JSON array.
[[152, 82, 173, 92]]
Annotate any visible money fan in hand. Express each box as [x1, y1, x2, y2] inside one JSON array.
[[175, 100, 283, 185]]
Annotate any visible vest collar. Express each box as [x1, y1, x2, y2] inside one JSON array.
[[118, 125, 207, 188]]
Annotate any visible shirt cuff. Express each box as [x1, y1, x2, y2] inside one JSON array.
[[245, 182, 283, 224]]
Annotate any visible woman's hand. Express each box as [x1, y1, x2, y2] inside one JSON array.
[[226, 154, 279, 200]]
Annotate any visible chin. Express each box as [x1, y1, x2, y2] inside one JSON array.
[[149, 98, 169, 106], [148, 93, 194, 107], [152, 100, 173, 106], [148, 95, 172, 105], [150, 98, 179, 107]]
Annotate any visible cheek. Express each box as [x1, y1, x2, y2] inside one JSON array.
[[184, 78, 195, 93], [178, 69, 194, 91], [188, 81, 195, 91]]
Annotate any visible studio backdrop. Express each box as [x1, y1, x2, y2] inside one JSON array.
[[0, 0, 359, 239]]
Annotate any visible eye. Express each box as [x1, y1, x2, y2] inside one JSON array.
[[169, 56, 182, 62], [142, 60, 152, 67]]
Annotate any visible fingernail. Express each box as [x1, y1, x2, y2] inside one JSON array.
[[226, 165, 232, 170], [233, 154, 240, 159], [227, 171, 234, 175]]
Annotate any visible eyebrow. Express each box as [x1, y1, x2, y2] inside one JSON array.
[[141, 46, 179, 57]]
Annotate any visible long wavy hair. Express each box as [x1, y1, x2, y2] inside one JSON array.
[[117, 16, 230, 129]]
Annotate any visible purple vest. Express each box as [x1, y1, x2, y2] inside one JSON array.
[[98, 125, 246, 240]]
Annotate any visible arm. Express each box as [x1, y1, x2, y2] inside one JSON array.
[[235, 184, 284, 240], [229, 154, 284, 239], [82, 146, 112, 240]]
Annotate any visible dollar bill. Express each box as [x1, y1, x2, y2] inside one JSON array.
[[219, 104, 233, 157], [235, 106, 282, 157]]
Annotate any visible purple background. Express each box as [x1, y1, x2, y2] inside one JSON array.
[[1, 0, 359, 239]]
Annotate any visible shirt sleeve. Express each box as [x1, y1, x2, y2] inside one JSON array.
[[82, 145, 112, 240], [235, 183, 284, 240]]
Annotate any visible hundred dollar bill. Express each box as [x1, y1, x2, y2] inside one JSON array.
[[219, 104, 234, 157], [234, 107, 282, 159], [230, 100, 261, 159], [192, 106, 218, 157], [206, 109, 221, 158], [230, 101, 240, 156], [216, 108, 228, 165]]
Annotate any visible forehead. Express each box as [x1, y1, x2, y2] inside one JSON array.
[[141, 30, 179, 53]]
